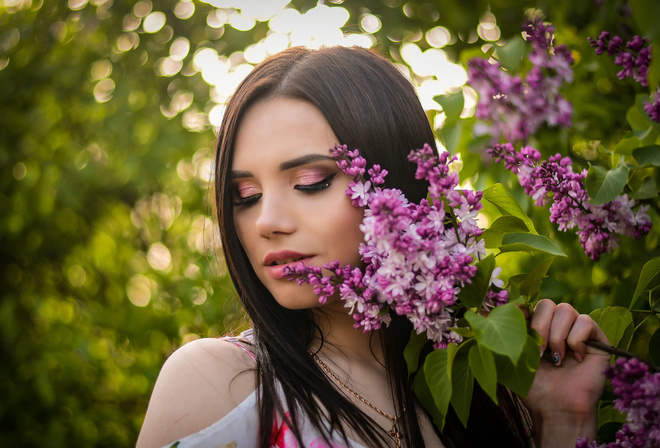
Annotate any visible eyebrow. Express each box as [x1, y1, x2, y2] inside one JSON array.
[[230, 153, 335, 179]]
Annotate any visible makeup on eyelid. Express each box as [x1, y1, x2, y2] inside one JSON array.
[[236, 182, 259, 199], [295, 168, 332, 185], [233, 167, 335, 199]]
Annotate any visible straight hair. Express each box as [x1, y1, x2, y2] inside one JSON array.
[[214, 46, 532, 447]]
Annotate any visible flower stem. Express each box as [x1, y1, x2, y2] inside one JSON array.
[[585, 340, 660, 372]]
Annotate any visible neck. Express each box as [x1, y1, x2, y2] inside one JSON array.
[[311, 300, 385, 364]]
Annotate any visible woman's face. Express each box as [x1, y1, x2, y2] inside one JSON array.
[[231, 97, 365, 310]]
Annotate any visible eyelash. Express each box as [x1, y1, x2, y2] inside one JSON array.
[[232, 173, 337, 207], [294, 172, 337, 192], [232, 193, 262, 207]]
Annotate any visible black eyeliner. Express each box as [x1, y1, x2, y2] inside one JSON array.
[[294, 172, 337, 192], [232, 193, 262, 207]]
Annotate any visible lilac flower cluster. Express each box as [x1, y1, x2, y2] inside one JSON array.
[[588, 32, 651, 86], [589, 31, 660, 123], [287, 144, 507, 348], [488, 143, 652, 260], [576, 357, 660, 448], [467, 18, 573, 142]]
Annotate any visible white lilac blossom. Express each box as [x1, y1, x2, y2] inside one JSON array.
[[286, 144, 508, 348], [588, 31, 660, 123], [467, 18, 573, 143], [576, 357, 660, 448], [488, 143, 652, 260]]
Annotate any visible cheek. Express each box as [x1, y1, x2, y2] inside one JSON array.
[[327, 204, 365, 262], [233, 214, 257, 263]]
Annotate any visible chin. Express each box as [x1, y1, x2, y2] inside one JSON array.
[[273, 292, 341, 311]]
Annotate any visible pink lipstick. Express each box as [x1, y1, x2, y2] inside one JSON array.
[[264, 250, 314, 279]]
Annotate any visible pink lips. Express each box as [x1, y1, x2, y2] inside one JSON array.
[[263, 250, 314, 279]]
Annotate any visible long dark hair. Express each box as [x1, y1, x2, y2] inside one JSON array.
[[214, 46, 532, 447]]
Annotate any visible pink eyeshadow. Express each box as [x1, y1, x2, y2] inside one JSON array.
[[236, 182, 259, 198], [296, 169, 327, 185]]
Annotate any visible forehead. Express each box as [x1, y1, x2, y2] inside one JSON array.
[[231, 97, 339, 167]]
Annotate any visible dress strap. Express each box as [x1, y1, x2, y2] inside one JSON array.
[[223, 335, 256, 362]]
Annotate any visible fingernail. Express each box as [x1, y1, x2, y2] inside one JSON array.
[[552, 351, 561, 366], [539, 345, 546, 358], [575, 352, 583, 363]]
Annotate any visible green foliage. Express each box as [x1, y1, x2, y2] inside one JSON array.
[[586, 164, 629, 205], [457, 254, 495, 308], [630, 257, 660, 306], [482, 183, 538, 234], [465, 303, 527, 362], [423, 343, 457, 429], [499, 233, 566, 257], [2, 0, 659, 445]]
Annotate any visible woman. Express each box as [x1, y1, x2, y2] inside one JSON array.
[[137, 46, 610, 448]]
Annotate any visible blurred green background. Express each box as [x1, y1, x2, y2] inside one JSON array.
[[1, 0, 658, 446]]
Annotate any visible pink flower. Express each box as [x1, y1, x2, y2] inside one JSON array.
[[271, 412, 298, 448], [286, 144, 504, 348]]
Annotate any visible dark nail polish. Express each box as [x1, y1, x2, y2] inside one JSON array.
[[552, 352, 561, 366]]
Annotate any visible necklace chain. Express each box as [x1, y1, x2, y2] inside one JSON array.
[[311, 353, 402, 448]]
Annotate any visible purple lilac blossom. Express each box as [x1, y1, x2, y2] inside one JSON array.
[[588, 32, 651, 87], [467, 18, 573, 143], [488, 143, 652, 260], [589, 32, 659, 123], [645, 88, 660, 123], [575, 357, 660, 448], [286, 144, 507, 348]]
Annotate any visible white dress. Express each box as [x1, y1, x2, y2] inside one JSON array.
[[164, 331, 368, 448]]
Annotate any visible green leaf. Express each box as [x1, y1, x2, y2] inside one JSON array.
[[497, 35, 525, 72], [451, 327, 475, 338], [482, 184, 537, 234], [450, 344, 474, 427], [493, 333, 540, 398], [585, 165, 629, 205], [630, 0, 660, 41], [626, 100, 652, 131], [614, 134, 642, 155], [632, 145, 660, 168], [499, 233, 566, 257], [458, 254, 495, 308], [640, 125, 660, 146], [519, 257, 555, 299], [591, 306, 634, 348], [629, 176, 658, 200], [631, 257, 660, 306], [423, 343, 458, 426], [413, 363, 445, 430], [440, 122, 462, 153], [435, 91, 465, 123], [469, 343, 498, 403], [483, 216, 530, 248], [649, 45, 660, 90], [464, 303, 527, 363], [404, 330, 429, 374]]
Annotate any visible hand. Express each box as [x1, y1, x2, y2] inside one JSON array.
[[523, 299, 611, 448]]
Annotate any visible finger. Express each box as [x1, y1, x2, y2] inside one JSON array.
[[547, 302, 579, 366], [517, 303, 531, 321], [530, 299, 556, 355], [566, 315, 609, 362]]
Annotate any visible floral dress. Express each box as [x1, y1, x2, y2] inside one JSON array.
[[164, 331, 367, 448]]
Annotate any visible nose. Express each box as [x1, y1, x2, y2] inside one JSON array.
[[255, 192, 296, 238]]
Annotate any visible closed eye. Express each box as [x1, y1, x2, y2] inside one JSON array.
[[294, 173, 337, 192], [232, 193, 262, 207]]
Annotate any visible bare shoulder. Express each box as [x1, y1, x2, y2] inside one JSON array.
[[136, 337, 257, 448]]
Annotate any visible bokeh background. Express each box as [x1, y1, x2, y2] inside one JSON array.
[[1, 0, 658, 446]]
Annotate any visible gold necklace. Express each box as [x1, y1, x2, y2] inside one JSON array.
[[311, 353, 402, 448]]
